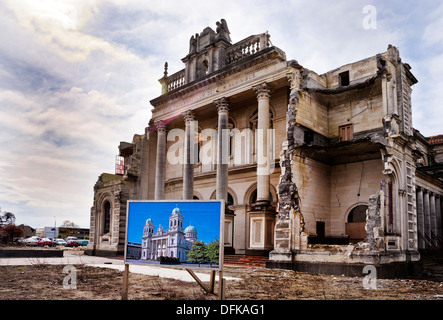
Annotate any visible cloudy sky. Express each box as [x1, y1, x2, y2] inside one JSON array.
[[0, 0, 442, 229]]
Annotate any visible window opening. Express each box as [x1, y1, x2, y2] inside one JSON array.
[[339, 71, 350, 86]]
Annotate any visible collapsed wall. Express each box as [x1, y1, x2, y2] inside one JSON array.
[[268, 49, 423, 278]]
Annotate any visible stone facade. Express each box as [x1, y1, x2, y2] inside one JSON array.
[[87, 20, 443, 277]]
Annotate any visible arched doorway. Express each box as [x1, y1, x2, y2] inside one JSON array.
[[345, 205, 368, 241]]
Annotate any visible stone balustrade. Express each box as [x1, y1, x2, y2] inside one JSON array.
[[160, 33, 271, 94], [226, 33, 270, 65], [166, 69, 186, 92]]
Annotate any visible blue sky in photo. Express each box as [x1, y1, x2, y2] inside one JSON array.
[[127, 201, 222, 244], [1, 0, 443, 230]]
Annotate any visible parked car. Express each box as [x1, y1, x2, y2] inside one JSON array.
[[66, 240, 79, 247], [53, 238, 67, 246], [77, 239, 89, 246], [23, 236, 41, 246], [37, 238, 53, 246], [65, 236, 78, 241]]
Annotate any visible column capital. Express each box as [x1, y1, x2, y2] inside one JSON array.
[[214, 97, 230, 113], [156, 121, 168, 133], [148, 118, 155, 129], [182, 110, 196, 123], [253, 82, 271, 100]]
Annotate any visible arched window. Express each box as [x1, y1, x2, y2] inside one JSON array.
[[346, 205, 368, 241], [209, 191, 235, 206], [227, 193, 234, 206], [197, 59, 209, 79], [250, 190, 273, 205], [103, 201, 111, 234], [202, 60, 209, 75], [347, 205, 368, 223]]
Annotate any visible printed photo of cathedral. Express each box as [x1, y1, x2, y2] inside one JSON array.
[[124, 201, 222, 266], [140, 206, 197, 262]]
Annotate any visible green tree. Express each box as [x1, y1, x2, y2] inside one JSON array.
[[187, 241, 207, 266], [206, 238, 219, 266]]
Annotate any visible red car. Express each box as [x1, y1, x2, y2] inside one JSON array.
[[37, 238, 53, 246], [66, 240, 79, 247]]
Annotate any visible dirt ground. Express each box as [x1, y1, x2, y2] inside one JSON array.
[[1, 263, 442, 301]]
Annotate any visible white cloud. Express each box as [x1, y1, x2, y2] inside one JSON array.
[[5, 0, 139, 62], [0, 0, 154, 227]]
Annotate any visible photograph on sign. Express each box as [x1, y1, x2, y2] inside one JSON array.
[[125, 200, 224, 270]]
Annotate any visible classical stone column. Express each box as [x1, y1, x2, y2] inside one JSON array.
[[253, 82, 271, 206], [436, 195, 442, 239], [182, 110, 196, 200], [247, 82, 275, 254], [214, 97, 230, 202], [435, 195, 443, 238], [430, 193, 437, 239], [424, 190, 431, 238], [154, 121, 167, 200], [416, 187, 425, 249]]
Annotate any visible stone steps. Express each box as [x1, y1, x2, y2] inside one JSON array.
[[223, 255, 269, 268]]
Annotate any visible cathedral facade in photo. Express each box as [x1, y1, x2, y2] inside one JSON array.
[[140, 206, 197, 262], [87, 20, 443, 277]]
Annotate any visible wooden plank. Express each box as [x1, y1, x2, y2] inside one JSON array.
[[209, 270, 216, 294], [121, 264, 130, 300], [186, 268, 209, 293], [218, 270, 225, 300]]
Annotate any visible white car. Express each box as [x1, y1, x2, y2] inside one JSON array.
[[53, 239, 67, 246], [24, 236, 41, 246]]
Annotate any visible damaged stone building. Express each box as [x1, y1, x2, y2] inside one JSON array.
[[87, 20, 443, 278]]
